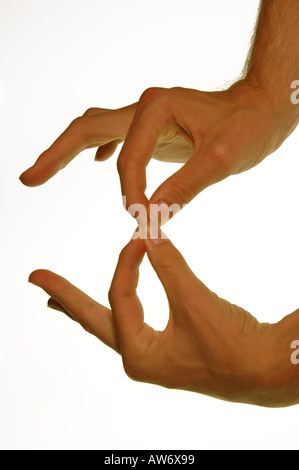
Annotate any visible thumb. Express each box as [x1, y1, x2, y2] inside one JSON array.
[[144, 230, 199, 299], [148, 151, 213, 219], [144, 230, 227, 328]]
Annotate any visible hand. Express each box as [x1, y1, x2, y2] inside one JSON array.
[[19, 80, 297, 219], [28, 230, 299, 407], [117, 80, 297, 213], [18, 101, 193, 188], [19, 105, 134, 187]]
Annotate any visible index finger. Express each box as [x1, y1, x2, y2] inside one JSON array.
[[108, 236, 156, 354], [117, 89, 172, 211], [19, 107, 132, 187]]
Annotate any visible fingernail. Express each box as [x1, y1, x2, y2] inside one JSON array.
[[148, 201, 181, 226]]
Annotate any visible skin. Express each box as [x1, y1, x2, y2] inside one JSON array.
[[19, 82, 298, 211], [19, 1, 299, 205], [20, 1, 299, 406], [29, 232, 299, 407]]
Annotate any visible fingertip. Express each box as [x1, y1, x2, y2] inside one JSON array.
[[113, 235, 146, 281], [94, 153, 111, 162], [19, 168, 36, 187], [47, 297, 64, 312], [125, 232, 146, 257], [28, 270, 40, 285], [19, 152, 62, 187], [94, 147, 112, 162], [144, 227, 169, 251], [143, 227, 184, 266], [28, 269, 53, 286], [19, 169, 44, 187]]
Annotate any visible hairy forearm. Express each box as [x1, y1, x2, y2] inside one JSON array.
[[244, 0, 299, 123]]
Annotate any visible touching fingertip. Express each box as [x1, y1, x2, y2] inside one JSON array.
[[28, 272, 38, 286], [145, 226, 168, 245]]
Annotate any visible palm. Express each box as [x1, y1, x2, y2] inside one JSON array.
[[154, 131, 193, 163], [94, 105, 193, 163]]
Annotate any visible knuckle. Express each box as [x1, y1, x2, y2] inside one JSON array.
[[122, 354, 145, 382], [117, 155, 137, 182], [170, 86, 183, 93], [116, 154, 126, 175], [116, 245, 127, 264], [69, 116, 89, 142], [208, 142, 231, 170], [70, 115, 84, 129], [108, 285, 117, 305], [82, 107, 98, 116], [138, 86, 169, 109], [139, 86, 164, 102], [108, 251, 126, 302]]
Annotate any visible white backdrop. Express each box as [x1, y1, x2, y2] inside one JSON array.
[[1, 0, 299, 450]]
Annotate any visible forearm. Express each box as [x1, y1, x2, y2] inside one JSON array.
[[244, 0, 299, 125]]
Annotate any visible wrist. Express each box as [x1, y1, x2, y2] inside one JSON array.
[[242, 73, 299, 130], [252, 321, 299, 408], [226, 76, 299, 152]]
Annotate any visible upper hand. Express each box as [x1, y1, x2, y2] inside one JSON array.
[[18, 101, 193, 188], [20, 80, 296, 218]]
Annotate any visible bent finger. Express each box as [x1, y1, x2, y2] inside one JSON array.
[[117, 89, 173, 211], [108, 236, 157, 353]]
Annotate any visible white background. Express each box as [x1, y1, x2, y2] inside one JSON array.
[[1, 0, 299, 450]]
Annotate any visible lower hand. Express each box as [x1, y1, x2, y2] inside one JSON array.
[[28, 231, 299, 407]]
